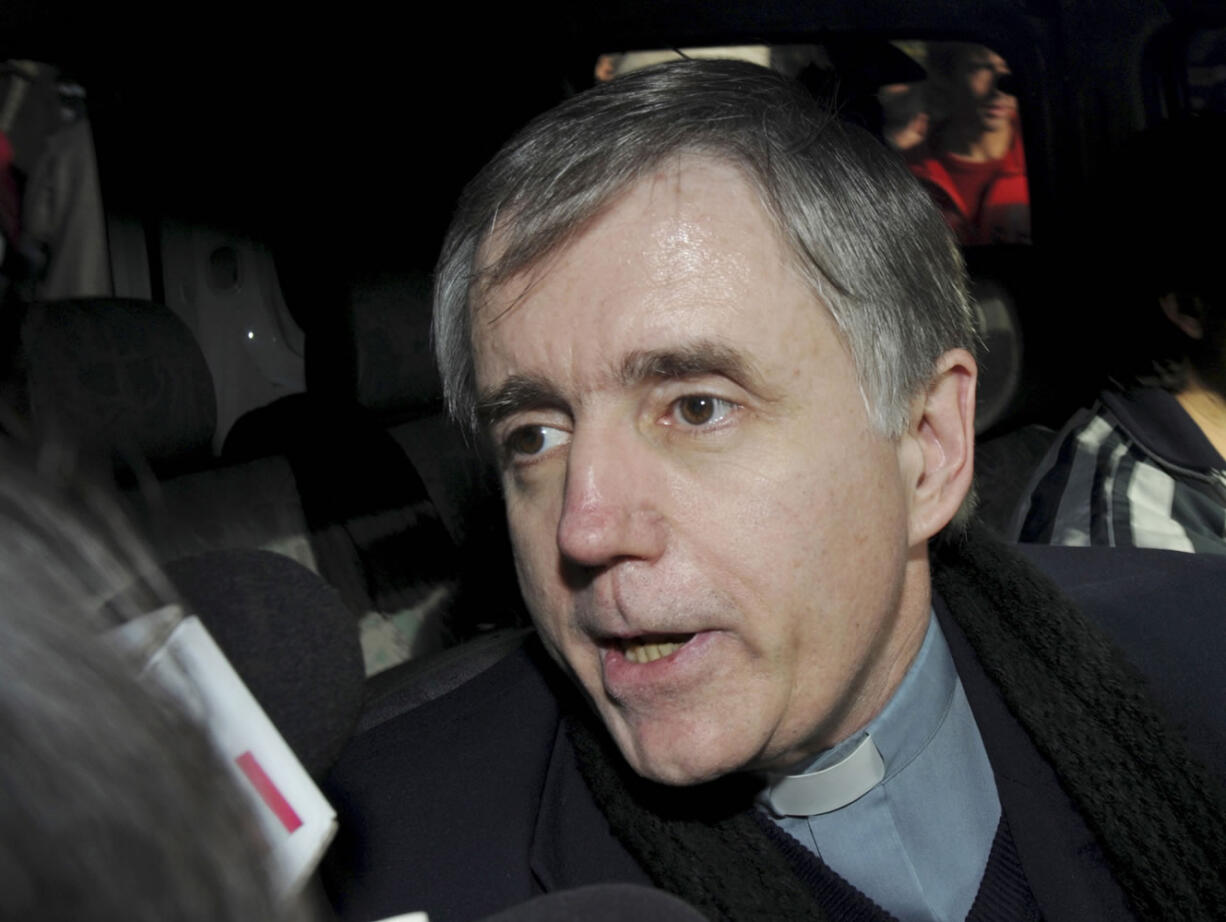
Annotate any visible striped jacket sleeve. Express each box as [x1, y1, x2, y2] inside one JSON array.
[[1013, 405, 1226, 554]]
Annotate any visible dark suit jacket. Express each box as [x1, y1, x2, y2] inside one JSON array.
[[322, 544, 1226, 922]]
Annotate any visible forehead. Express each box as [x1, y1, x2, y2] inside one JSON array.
[[471, 156, 838, 396], [963, 47, 1006, 70]]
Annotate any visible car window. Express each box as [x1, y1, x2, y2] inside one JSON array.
[[593, 40, 1030, 247], [1187, 27, 1226, 113]]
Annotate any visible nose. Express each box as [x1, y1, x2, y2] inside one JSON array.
[[555, 425, 667, 572]]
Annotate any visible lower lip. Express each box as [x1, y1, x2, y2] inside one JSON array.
[[600, 631, 718, 700]]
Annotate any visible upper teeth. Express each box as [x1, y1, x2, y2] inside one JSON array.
[[623, 641, 683, 664]]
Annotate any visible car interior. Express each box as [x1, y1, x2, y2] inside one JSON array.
[[1, 0, 1224, 911]]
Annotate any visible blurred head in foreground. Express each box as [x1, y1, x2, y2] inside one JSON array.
[[0, 445, 282, 922]]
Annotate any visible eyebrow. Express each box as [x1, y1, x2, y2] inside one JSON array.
[[476, 339, 767, 430], [476, 375, 569, 430], [617, 340, 763, 391]]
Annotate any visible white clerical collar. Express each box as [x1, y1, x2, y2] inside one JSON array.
[[759, 611, 954, 818], [758, 733, 885, 817]]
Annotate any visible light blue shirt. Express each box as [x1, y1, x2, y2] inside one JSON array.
[[764, 613, 1000, 922]]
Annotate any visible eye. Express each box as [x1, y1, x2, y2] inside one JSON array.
[[503, 424, 570, 459], [669, 395, 737, 428]]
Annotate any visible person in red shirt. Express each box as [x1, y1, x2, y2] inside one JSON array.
[[907, 43, 1030, 245]]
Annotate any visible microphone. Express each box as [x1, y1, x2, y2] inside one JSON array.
[[477, 884, 708, 922]]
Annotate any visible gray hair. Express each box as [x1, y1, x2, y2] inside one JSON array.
[[434, 58, 974, 440], [0, 448, 287, 922]]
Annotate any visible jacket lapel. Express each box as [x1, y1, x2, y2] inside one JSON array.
[[529, 714, 654, 893]]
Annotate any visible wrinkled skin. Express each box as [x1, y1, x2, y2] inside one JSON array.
[[473, 158, 966, 785]]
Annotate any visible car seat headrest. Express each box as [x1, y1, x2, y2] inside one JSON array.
[[12, 298, 216, 475], [308, 270, 442, 420]]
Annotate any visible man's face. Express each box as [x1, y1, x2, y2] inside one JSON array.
[[954, 47, 1016, 133], [473, 158, 930, 785]]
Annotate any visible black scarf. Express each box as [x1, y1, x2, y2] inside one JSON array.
[[566, 525, 1226, 921]]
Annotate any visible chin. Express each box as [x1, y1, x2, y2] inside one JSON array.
[[629, 755, 721, 787], [610, 719, 757, 787], [627, 755, 730, 787]]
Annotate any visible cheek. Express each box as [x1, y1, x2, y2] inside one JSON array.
[[507, 498, 563, 619], [740, 434, 906, 607]]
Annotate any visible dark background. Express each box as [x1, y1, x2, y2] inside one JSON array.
[[4, 0, 1224, 431]]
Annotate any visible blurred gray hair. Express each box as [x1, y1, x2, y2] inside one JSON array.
[[0, 447, 286, 922], [433, 58, 975, 439]]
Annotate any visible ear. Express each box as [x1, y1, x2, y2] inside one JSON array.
[[1160, 292, 1205, 340], [900, 349, 978, 545]]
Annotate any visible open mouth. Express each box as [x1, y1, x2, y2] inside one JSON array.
[[617, 633, 695, 664]]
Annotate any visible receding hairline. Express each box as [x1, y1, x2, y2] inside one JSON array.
[[467, 148, 835, 328], [435, 57, 975, 444]]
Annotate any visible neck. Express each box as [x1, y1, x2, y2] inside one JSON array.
[[942, 119, 1012, 162], [1176, 379, 1226, 461]]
